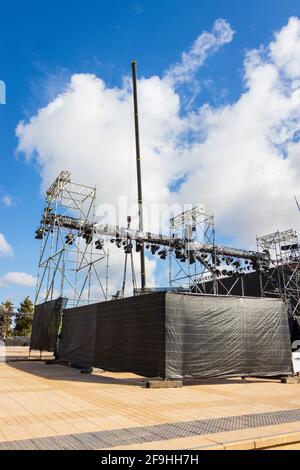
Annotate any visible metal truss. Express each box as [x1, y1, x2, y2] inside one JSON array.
[[169, 206, 217, 293], [34, 174, 270, 305], [168, 206, 259, 294], [35, 171, 107, 308], [257, 229, 300, 317]]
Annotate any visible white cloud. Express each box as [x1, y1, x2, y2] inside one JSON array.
[[1, 195, 13, 207], [0, 233, 13, 257], [165, 18, 234, 85], [15, 15, 300, 285], [270, 17, 300, 79], [0, 272, 36, 288]]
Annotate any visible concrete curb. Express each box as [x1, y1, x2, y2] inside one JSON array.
[[198, 431, 300, 450]]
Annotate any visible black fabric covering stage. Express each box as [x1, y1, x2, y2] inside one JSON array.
[[57, 293, 166, 377], [56, 292, 292, 379], [30, 298, 67, 352]]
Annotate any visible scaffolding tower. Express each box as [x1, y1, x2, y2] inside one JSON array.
[[169, 205, 218, 293], [35, 171, 107, 308], [168, 205, 262, 295], [257, 229, 300, 317]]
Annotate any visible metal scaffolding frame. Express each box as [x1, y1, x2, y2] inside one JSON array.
[[35, 171, 107, 308], [34, 174, 272, 304], [257, 229, 300, 317], [168, 205, 261, 295], [168, 205, 218, 293]]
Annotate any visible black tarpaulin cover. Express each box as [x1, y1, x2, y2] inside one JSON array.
[[57, 292, 292, 379], [30, 298, 67, 352], [165, 293, 292, 378], [57, 293, 166, 377]]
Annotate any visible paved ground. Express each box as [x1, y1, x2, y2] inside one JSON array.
[[1, 346, 300, 450]]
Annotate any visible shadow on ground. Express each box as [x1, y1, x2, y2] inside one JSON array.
[[5, 357, 278, 389]]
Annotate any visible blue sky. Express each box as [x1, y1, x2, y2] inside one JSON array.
[[1, 0, 300, 306]]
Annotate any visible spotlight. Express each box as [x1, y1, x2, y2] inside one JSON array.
[[175, 249, 182, 259], [151, 245, 159, 255], [35, 228, 44, 240], [65, 234, 74, 245], [180, 255, 186, 263], [145, 244, 150, 249], [124, 243, 132, 254], [136, 241, 142, 253], [160, 250, 167, 260], [110, 239, 115, 243], [116, 239, 122, 248], [188, 251, 196, 264], [95, 240, 103, 250], [83, 230, 93, 245], [222, 269, 227, 276]]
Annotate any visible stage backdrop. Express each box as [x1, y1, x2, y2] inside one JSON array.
[[57, 292, 292, 379]]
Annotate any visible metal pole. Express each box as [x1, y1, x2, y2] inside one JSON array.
[[131, 60, 146, 291]]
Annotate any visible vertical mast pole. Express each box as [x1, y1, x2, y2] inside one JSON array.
[[131, 60, 146, 291]]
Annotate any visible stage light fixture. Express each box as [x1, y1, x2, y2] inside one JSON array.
[[124, 243, 133, 254], [188, 251, 196, 264], [95, 240, 103, 250], [65, 234, 74, 245], [151, 245, 159, 255], [136, 241, 142, 253], [35, 228, 44, 240], [83, 230, 93, 245]]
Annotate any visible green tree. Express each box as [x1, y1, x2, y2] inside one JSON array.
[[0, 300, 14, 339], [14, 296, 34, 336]]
